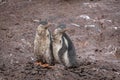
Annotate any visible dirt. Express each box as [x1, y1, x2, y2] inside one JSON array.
[[0, 0, 120, 80]]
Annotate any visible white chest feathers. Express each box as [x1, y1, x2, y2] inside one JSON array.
[[53, 37, 63, 62], [63, 37, 70, 66]]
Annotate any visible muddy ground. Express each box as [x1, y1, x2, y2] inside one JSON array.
[[0, 0, 120, 80]]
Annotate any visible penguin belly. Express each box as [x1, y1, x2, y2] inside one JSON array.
[[53, 43, 62, 63], [63, 50, 70, 67], [34, 34, 51, 63]]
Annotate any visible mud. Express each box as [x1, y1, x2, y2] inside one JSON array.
[[0, 0, 120, 80]]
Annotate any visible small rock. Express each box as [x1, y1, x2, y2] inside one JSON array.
[[35, 65, 42, 70], [95, 49, 102, 52], [20, 70, 25, 73], [33, 19, 40, 22], [6, 32, 14, 38], [85, 25, 95, 28], [24, 66, 32, 70], [31, 70, 38, 75], [0, 0, 6, 5], [15, 47, 24, 53], [10, 74, 15, 77], [3, 71, 10, 76], [25, 70, 31, 74], [28, 0, 32, 2], [21, 39, 32, 47], [15, 23, 20, 25], [77, 15, 90, 20], [80, 67, 85, 73], [0, 27, 8, 30], [38, 71, 42, 75], [0, 63, 5, 71], [114, 48, 120, 59], [71, 23, 80, 27], [112, 68, 117, 72], [15, 47, 20, 50]]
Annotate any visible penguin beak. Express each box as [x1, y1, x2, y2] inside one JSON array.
[[60, 28, 70, 33], [44, 23, 52, 29]]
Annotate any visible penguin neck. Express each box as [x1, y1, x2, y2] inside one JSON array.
[[54, 34, 63, 43]]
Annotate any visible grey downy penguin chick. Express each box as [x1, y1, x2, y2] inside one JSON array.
[[34, 21, 54, 67], [52, 24, 78, 68]]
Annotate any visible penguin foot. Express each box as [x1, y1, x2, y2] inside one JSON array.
[[34, 62, 53, 68]]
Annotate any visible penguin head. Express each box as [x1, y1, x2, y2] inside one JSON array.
[[39, 21, 51, 29], [39, 21, 48, 25], [54, 24, 68, 35], [53, 24, 69, 41], [57, 24, 66, 29], [37, 21, 51, 36]]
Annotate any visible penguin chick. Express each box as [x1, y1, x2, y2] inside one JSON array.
[[52, 24, 78, 68], [34, 21, 54, 66]]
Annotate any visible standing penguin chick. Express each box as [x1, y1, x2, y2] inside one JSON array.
[[52, 24, 78, 68], [34, 21, 54, 67]]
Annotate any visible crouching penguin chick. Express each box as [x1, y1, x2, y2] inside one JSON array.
[[52, 24, 78, 69], [34, 21, 54, 67]]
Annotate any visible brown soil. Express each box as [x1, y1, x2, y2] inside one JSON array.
[[0, 0, 120, 80]]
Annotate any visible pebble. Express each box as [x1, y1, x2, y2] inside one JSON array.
[[31, 70, 38, 75]]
